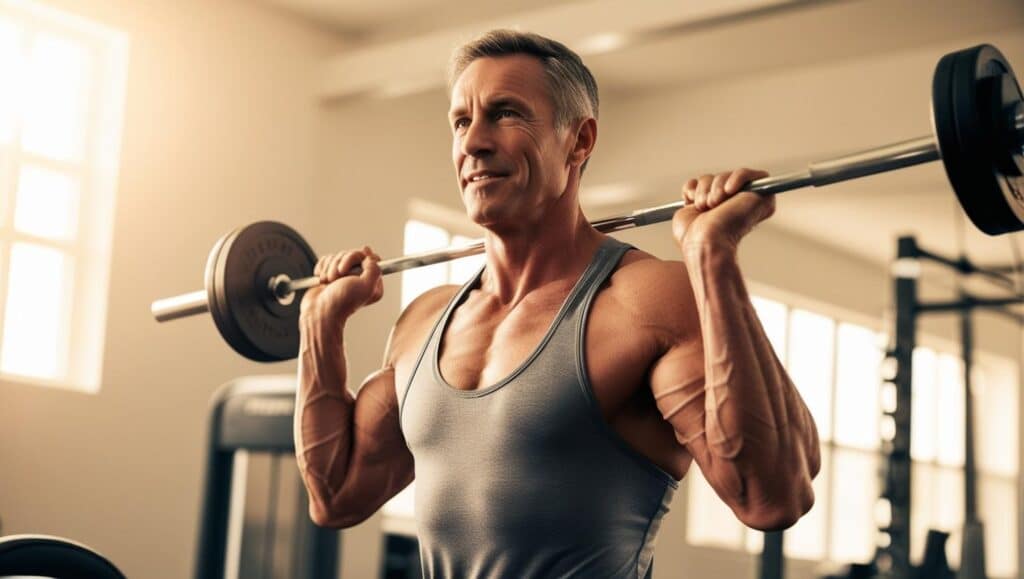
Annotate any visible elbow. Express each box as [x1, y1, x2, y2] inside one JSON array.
[[737, 482, 815, 532], [739, 506, 802, 532], [308, 503, 369, 529]]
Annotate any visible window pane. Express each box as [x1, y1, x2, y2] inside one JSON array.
[[787, 309, 835, 441], [911, 463, 964, 567], [911, 348, 938, 462], [784, 446, 830, 560], [14, 164, 79, 240], [0, 243, 71, 379], [936, 354, 965, 468], [686, 469, 743, 548], [401, 220, 450, 309], [21, 31, 90, 162], [975, 362, 1019, 476], [449, 234, 484, 285], [751, 295, 787, 360], [0, 15, 21, 145], [834, 323, 882, 449], [980, 475, 1018, 577], [830, 448, 878, 562], [744, 527, 763, 554]]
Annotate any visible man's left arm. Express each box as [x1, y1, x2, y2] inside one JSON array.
[[649, 168, 821, 531]]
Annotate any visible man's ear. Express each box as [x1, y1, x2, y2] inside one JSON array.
[[567, 117, 597, 168]]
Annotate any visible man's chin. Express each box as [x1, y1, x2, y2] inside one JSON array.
[[465, 205, 515, 233]]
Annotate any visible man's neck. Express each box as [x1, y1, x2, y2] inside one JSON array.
[[479, 199, 604, 307]]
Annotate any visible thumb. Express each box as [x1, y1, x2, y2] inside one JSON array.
[[671, 205, 701, 245]]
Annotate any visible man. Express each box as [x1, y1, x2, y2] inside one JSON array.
[[295, 30, 820, 578]]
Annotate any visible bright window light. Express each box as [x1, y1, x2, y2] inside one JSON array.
[[0, 0, 128, 391], [744, 524, 763, 554], [0, 242, 70, 378], [784, 447, 830, 560], [976, 362, 1019, 476], [400, 220, 450, 309], [911, 348, 938, 462], [980, 477, 1018, 576], [914, 463, 964, 557], [20, 31, 89, 162], [829, 448, 877, 562], [751, 295, 787, 359], [382, 482, 416, 520], [686, 469, 744, 548], [449, 234, 484, 285], [833, 323, 882, 450], [936, 354, 965, 468], [787, 309, 835, 441], [0, 15, 20, 145], [15, 164, 79, 240]]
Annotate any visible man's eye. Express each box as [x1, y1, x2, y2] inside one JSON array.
[[495, 109, 517, 119]]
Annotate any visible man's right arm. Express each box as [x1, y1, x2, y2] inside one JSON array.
[[294, 316, 414, 528], [293, 246, 415, 528]]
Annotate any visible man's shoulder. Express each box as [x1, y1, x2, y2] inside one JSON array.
[[387, 284, 462, 357], [611, 246, 692, 297], [602, 246, 698, 337]]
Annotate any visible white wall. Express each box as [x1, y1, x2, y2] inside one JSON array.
[[0, 1, 340, 578]]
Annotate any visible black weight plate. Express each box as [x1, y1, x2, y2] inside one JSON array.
[[932, 44, 1024, 235], [209, 221, 317, 362]]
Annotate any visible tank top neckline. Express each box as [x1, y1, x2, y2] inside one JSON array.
[[431, 237, 620, 398]]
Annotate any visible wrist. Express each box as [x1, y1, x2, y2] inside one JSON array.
[[299, 310, 347, 342], [680, 232, 739, 261]]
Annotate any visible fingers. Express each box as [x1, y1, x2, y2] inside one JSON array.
[[682, 168, 769, 211], [707, 172, 730, 209], [314, 246, 382, 284], [723, 168, 769, 196], [361, 256, 385, 305]]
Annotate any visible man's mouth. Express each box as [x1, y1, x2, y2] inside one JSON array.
[[464, 171, 508, 187]]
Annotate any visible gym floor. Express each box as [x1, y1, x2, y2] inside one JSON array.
[[0, 0, 1022, 578]]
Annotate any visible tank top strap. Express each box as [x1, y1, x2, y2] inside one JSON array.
[[398, 263, 484, 418], [557, 236, 634, 325]]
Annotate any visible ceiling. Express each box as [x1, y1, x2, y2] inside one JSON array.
[[258, 0, 1024, 278]]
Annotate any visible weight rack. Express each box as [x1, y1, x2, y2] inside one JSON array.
[[879, 235, 1024, 579]]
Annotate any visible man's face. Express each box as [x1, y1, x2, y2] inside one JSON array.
[[448, 55, 576, 231]]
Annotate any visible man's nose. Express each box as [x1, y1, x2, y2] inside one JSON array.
[[461, 119, 495, 158]]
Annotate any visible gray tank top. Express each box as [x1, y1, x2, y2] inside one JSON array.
[[399, 237, 678, 579]]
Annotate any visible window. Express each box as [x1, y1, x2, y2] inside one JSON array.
[[910, 348, 1018, 575], [0, 0, 127, 391], [685, 295, 1019, 578], [383, 218, 484, 530], [399, 219, 484, 308]]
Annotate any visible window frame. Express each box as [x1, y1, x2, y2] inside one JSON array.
[[0, 0, 127, 391]]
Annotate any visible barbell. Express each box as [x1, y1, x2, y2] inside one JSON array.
[[152, 43, 1024, 362]]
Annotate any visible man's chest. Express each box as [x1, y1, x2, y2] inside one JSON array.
[[397, 287, 663, 420]]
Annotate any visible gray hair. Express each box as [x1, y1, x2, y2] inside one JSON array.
[[447, 29, 599, 129]]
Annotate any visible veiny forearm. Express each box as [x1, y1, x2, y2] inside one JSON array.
[[294, 315, 356, 521], [684, 242, 820, 518]]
